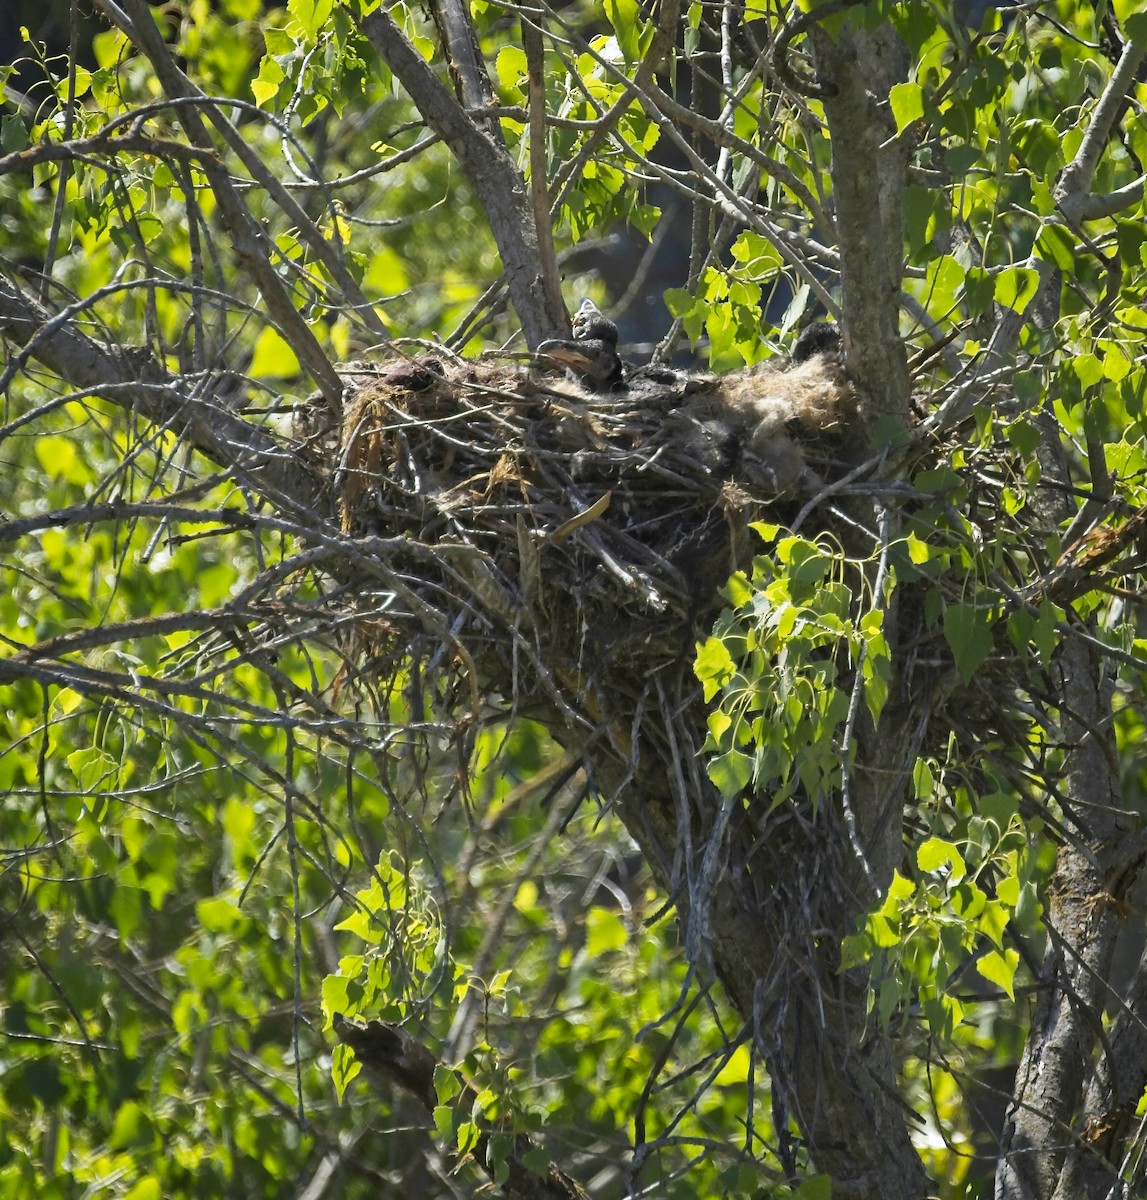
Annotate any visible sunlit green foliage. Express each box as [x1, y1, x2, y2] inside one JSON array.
[[2, 0, 1147, 1197]]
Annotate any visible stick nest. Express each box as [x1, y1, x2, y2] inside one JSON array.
[[302, 347, 858, 702]]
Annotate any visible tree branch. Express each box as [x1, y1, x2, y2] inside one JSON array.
[[430, 0, 501, 121], [0, 278, 310, 510], [1054, 41, 1147, 223], [994, 635, 1146, 1200], [995, 421, 1147, 1200], [810, 17, 911, 422], [523, 18, 565, 331], [979, 40, 1144, 382], [97, 0, 344, 402], [357, 7, 567, 347], [333, 1014, 590, 1200]]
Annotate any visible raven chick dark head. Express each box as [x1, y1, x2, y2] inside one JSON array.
[[536, 299, 624, 392]]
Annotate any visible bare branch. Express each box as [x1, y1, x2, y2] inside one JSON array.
[[97, 0, 344, 401], [357, 7, 567, 347], [1054, 41, 1147, 222], [523, 18, 566, 332], [430, 0, 501, 121], [0, 278, 309, 509]]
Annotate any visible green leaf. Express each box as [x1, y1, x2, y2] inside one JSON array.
[[924, 254, 966, 317], [435, 1064, 461, 1103], [321, 973, 357, 1023], [495, 46, 527, 96], [1073, 353, 1103, 388], [1, 114, 28, 153], [994, 266, 1039, 314], [457, 1119, 480, 1155], [586, 906, 627, 956], [330, 1042, 361, 1102], [1035, 222, 1077, 271], [487, 1131, 513, 1184], [794, 1174, 833, 1200], [66, 745, 118, 793], [109, 1101, 152, 1150], [707, 748, 753, 799], [434, 1104, 457, 1141], [250, 326, 302, 379], [730, 231, 782, 277], [196, 896, 244, 933], [913, 757, 934, 800], [979, 900, 1010, 949], [943, 602, 994, 682], [889, 81, 924, 134], [124, 1180, 161, 1200], [603, 0, 642, 60], [1124, 12, 1147, 48], [976, 948, 1020, 1000], [1005, 418, 1041, 456], [914, 465, 963, 495], [840, 932, 872, 969], [694, 635, 736, 700], [962, 265, 994, 317], [252, 56, 285, 107], [917, 836, 966, 881], [878, 974, 904, 1026], [996, 861, 1021, 908], [288, 0, 334, 37]]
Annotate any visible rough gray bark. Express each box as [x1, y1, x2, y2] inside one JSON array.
[[810, 19, 911, 422], [995, 636, 1146, 1200], [995, 430, 1147, 1200]]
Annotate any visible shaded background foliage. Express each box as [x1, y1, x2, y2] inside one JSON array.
[[1, 1, 1147, 1199]]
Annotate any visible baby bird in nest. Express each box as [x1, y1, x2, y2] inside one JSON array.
[[536, 299, 625, 392]]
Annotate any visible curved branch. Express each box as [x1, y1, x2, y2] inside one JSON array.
[[1055, 41, 1147, 222]]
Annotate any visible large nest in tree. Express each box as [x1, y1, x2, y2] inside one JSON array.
[[303, 345, 858, 698]]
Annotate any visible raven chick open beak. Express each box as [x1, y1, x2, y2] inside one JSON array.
[[537, 299, 625, 392]]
